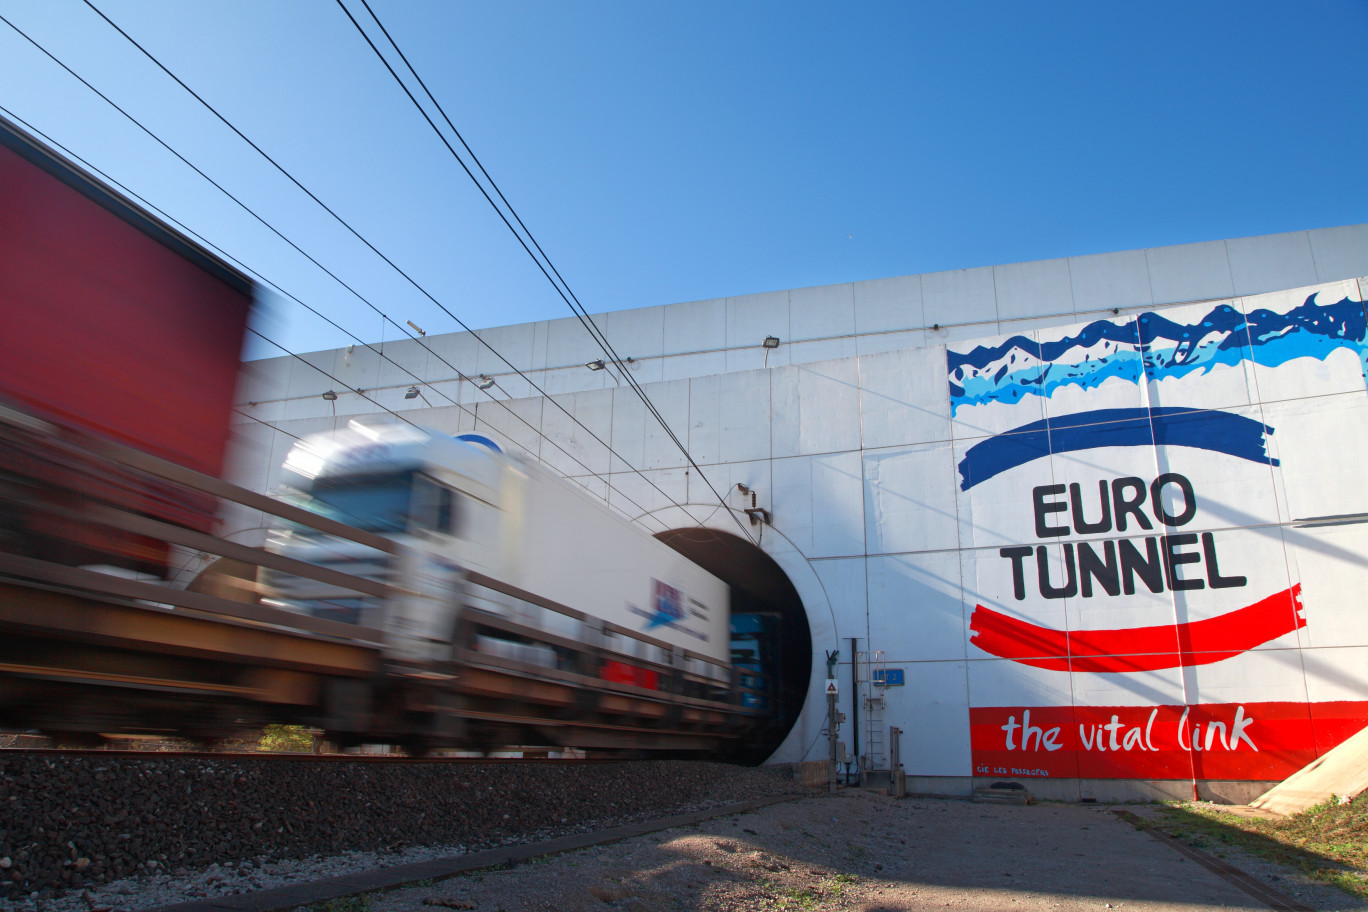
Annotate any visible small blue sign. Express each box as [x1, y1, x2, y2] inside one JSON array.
[[873, 668, 904, 687]]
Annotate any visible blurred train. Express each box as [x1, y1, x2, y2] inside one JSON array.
[[0, 113, 777, 756], [263, 422, 773, 752]]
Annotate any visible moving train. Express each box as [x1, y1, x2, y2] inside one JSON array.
[[0, 112, 777, 755], [263, 421, 772, 753]]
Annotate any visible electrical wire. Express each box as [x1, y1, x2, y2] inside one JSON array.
[[75, 0, 728, 539], [0, 97, 671, 529], [340, 0, 758, 544]]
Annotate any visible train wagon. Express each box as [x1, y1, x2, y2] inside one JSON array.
[[0, 113, 253, 576]]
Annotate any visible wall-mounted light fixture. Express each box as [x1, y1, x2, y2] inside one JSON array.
[[476, 376, 496, 390], [406, 320, 426, 337], [321, 390, 338, 401], [762, 336, 780, 349], [586, 359, 606, 371], [405, 386, 420, 399]]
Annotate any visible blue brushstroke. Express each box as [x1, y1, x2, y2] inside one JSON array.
[[947, 294, 1367, 414], [956, 407, 1279, 491]]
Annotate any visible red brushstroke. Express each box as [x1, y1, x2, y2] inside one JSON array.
[[969, 585, 1304, 672]]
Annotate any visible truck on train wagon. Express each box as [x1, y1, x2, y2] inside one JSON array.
[[265, 422, 766, 753]]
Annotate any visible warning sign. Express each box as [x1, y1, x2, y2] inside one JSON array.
[[824, 679, 839, 696]]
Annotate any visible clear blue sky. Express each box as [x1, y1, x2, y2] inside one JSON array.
[[2, 1, 1364, 360]]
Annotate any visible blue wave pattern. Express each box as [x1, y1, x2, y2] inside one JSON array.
[[947, 294, 1368, 415]]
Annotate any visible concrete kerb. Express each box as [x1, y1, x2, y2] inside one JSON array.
[[145, 794, 801, 912]]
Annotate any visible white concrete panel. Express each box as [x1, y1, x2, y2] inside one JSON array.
[[811, 557, 868, 641], [424, 329, 481, 379], [1308, 224, 1368, 282], [771, 452, 865, 559], [605, 467, 689, 521], [1264, 395, 1368, 524], [540, 362, 609, 396], [726, 290, 789, 351], [607, 378, 690, 472], [868, 550, 966, 661], [1068, 248, 1154, 314], [1070, 664, 1185, 709], [1000, 315, 1081, 334], [789, 282, 855, 341], [858, 347, 952, 448], [1179, 647, 1310, 706], [371, 337, 430, 395], [537, 388, 614, 478], [1145, 239, 1234, 305], [770, 360, 862, 458], [926, 321, 999, 346], [602, 306, 665, 361], [1302, 646, 1368, 702], [687, 370, 771, 465], [1226, 231, 1318, 296], [856, 329, 925, 356], [331, 344, 382, 398], [236, 355, 290, 408], [993, 257, 1074, 321], [661, 350, 727, 382], [469, 396, 543, 457], [965, 655, 1075, 709], [726, 344, 786, 373], [284, 352, 336, 400], [1285, 521, 1368, 650], [853, 274, 923, 334], [788, 337, 857, 365], [474, 322, 540, 378], [863, 442, 960, 556], [886, 662, 973, 776], [619, 354, 663, 386], [413, 402, 478, 439], [921, 266, 998, 332], [661, 296, 726, 355]]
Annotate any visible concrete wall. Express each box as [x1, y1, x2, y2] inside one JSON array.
[[226, 226, 1368, 795]]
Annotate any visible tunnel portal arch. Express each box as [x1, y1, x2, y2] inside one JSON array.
[[655, 527, 814, 764]]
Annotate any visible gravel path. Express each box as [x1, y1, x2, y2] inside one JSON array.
[[363, 790, 1368, 912]]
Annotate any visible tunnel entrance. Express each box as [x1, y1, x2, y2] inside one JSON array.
[[655, 528, 812, 764]]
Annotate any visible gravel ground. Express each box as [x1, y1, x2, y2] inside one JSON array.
[[5, 755, 1365, 912], [0, 754, 802, 909], [366, 790, 1368, 912]]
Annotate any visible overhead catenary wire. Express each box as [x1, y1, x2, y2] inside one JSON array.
[[0, 96, 670, 528], [0, 19, 683, 528], [74, 0, 735, 540], [340, 0, 759, 545]]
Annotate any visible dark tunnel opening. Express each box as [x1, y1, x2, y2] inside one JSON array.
[[656, 528, 812, 764]]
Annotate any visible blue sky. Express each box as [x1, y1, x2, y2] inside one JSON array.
[[2, 1, 1364, 360]]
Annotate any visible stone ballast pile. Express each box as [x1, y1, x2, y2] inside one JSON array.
[[0, 754, 802, 900]]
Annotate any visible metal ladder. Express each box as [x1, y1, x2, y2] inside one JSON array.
[[858, 649, 887, 771]]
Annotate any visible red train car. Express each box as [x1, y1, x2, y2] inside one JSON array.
[[0, 114, 253, 575]]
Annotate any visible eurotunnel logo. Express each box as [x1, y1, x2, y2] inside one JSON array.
[[946, 289, 1368, 781]]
